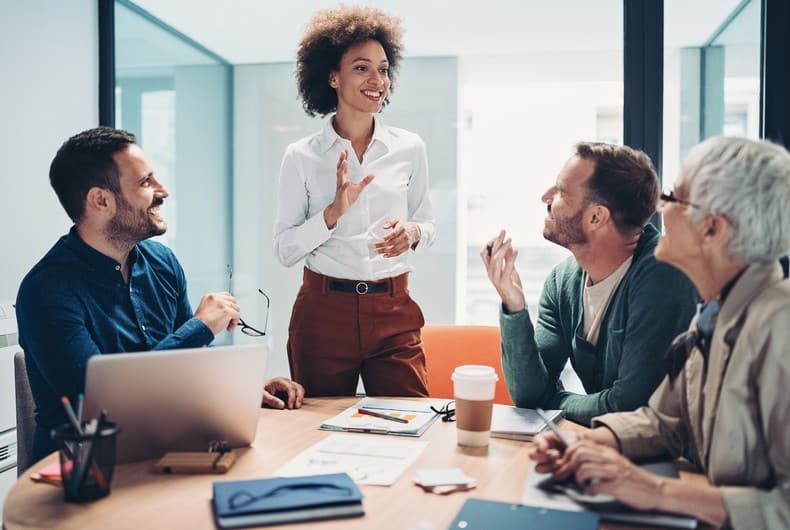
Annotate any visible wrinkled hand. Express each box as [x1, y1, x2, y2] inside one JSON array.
[[261, 377, 305, 409], [530, 429, 583, 473], [373, 219, 420, 257], [194, 292, 240, 335], [557, 441, 664, 511], [324, 149, 375, 229], [480, 230, 525, 313]]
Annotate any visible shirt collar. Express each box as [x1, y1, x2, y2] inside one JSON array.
[[63, 225, 139, 277], [317, 113, 392, 153]]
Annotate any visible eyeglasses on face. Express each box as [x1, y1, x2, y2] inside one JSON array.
[[226, 264, 270, 337], [659, 189, 703, 209]]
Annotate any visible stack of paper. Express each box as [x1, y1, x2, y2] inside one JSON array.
[[490, 405, 563, 441], [413, 467, 476, 495], [212, 472, 363, 528]]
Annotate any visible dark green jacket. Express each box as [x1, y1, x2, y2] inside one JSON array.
[[500, 224, 697, 425]]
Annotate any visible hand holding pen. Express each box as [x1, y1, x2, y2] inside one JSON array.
[[530, 409, 580, 474], [481, 229, 526, 313]]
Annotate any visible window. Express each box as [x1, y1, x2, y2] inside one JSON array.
[[663, 0, 761, 186], [114, 1, 233, 344]]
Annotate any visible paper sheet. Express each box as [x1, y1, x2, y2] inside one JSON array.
[[520, 461, 585, 512], [275, 433, 428, 486]]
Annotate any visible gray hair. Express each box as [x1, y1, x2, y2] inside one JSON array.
[[685, 136, 790, 264]]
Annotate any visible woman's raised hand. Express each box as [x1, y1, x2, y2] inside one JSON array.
[[323, 149, 375, 229]]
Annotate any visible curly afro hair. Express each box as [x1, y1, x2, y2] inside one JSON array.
[[296, 5, 404, 117]]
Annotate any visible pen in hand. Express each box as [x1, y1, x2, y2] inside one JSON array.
[[536, 408, 572, 449], [357, 408, 409, 424]]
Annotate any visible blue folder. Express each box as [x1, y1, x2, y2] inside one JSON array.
[[448, 498, 599, 530], [213, 472, 364, 528]]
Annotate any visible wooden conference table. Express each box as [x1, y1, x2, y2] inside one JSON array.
[[3, 397, 709, 530]]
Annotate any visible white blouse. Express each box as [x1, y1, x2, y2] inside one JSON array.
[[274, 115, 436, 281]]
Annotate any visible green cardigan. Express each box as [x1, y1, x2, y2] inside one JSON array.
[[499, 224, 697, 425]]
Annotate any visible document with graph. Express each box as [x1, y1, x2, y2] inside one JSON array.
[[319, 397, 450, 437], [275, 433, 428, 486]]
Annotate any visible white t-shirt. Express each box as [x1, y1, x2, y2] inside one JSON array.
[[274, 114, 436, 281], [582, 256, 633, 345]]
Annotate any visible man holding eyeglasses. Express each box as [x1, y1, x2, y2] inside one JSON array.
[[17, 127, 304, 462], [482, 142, 697, 426]]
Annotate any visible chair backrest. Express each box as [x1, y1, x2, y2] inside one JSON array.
[[422, 325, 513, 405], [14, 350, 35, 476]]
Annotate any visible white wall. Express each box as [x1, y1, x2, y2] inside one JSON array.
[[0, 1, 99, 300]]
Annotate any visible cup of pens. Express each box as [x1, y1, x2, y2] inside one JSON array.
[[51, 400, 120, 502]]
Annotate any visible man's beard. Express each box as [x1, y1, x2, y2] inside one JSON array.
[[543, 206, 587, 248], [106, 194, 166, 248]]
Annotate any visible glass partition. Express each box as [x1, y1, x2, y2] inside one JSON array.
[[114, 0, 233, 343], [663, 0, 761, 188]]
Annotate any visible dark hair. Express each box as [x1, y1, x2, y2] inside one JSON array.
[[575, 142, 659, 235], [296, 5, 404, 117], [49, 127, 136, 222]]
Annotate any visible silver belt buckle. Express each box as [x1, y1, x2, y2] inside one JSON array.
[[355, 282, 369, 295]]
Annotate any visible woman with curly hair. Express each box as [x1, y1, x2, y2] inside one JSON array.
[[274, 6, 436, 397]]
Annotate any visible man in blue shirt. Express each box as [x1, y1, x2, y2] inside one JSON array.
[[17, 127, 304, 461]]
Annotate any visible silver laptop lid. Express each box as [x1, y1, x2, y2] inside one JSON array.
[[84, 343, 268, 463]]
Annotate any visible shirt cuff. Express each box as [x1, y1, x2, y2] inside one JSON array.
[[179, 317, 215, 348], [591, 412, 649, 458], [410, 222, 433, 252], [719, 486, 763, 530], [499, 303, 529, 320]]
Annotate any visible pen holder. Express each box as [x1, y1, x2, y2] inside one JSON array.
[[51, 421, 120, 502]]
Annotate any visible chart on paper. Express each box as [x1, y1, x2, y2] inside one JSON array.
[[274, 434, 428, 486]]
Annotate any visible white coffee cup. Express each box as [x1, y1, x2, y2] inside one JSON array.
[[452, 365, 498, 447]]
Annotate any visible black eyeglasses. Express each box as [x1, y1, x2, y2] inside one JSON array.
[[430, 401, 456, 423], [226, 264, 269, 337], [659, 189, 703, 209]]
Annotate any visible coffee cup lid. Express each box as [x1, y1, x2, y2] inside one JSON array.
[[451, 365, 498, 381]]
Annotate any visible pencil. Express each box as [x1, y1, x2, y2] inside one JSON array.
[[61, 396, 82, 434], [357, 408, 409, 424]]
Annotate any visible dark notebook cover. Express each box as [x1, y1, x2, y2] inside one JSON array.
[[212, 472, 364, 528], [448, 498, 599, 530]]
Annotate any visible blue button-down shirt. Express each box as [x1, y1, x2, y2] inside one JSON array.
[[16, 227, 213, 460]]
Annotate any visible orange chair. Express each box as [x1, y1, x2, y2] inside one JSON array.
[[422, 325, 513, 405]]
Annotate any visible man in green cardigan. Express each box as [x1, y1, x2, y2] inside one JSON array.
[[482, 142, 696, 425]]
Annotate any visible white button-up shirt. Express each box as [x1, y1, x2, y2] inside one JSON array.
[[274, 115, 436, 281]]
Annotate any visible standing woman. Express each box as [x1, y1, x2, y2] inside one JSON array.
[[274, 6, 436, 397]]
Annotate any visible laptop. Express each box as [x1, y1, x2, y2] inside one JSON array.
[[84, 343, 268, 463]]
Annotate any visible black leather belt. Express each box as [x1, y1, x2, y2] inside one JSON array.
[[328, 279, 389, 294]]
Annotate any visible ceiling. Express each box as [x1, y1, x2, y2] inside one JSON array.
[[129, 0, 746, 65]]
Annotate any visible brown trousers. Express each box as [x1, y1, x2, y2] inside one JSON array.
[[287, 267, 429, 397]]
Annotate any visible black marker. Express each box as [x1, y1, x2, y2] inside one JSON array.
[[485, 244, 493, 256]]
